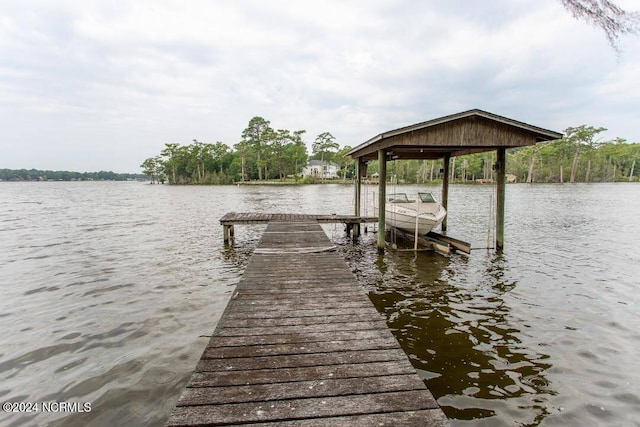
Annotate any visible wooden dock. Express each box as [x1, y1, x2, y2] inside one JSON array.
[[166, 219, 449, 426], [219, 212, 378, 225], [219, 212, 378, 243]]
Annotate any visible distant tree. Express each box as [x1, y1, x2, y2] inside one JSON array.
[[160, 143, 180, 184], [270, 129, 291, 180], [140, 157, 161, 183], [549, 138, 575, 182], [560, 0, 639, 52], [234, 140, 249, 181], [241, 117, 273, 181], [336, 145, 354, 183], [312, 132, 339, 182], [564, 125, 607, 182], [190, 139, 205, 183], [205, 142, 231, 175], [288, 130, 308, 180]]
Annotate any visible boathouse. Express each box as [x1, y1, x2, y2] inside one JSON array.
[[346, 109, 562, 250]]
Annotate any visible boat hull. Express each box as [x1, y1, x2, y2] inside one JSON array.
[[373, 204, 446, 235]]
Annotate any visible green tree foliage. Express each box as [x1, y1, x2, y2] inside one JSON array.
[[140, 156, 164, 183], [505, 127, 639, 183], [145, 117, 311, 184], [287, 130, 309, 181], [563, 125, 607, 182], [241, 117, 273, 181], [140, 119, 638, 185], [0, 169, 144, 181], [312, 132, 339, 182], [360, 135, 638, 185], [336, 145, 355, 182]]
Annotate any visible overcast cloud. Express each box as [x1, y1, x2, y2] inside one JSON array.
[[1, 0, 638, 172]]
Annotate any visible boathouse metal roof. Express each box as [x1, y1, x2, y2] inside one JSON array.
[[346, 109, 563, 161]]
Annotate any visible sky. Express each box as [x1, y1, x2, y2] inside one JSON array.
[[1, 0, 639, 173]]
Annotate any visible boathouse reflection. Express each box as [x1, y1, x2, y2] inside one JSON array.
[[367, 251, 556, 423]]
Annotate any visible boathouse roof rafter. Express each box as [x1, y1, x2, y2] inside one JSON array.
[[346, 109, 563, 162]]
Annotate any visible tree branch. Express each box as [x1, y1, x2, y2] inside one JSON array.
[[560, 0, 639, 52]]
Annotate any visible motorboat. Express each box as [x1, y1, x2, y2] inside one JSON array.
[[373, 192, 446, 235]]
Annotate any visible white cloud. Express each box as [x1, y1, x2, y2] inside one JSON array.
[[1, 0, 639, 171]]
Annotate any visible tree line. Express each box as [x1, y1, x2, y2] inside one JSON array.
[[141, 116, 355, 184], [0, 169, 145, 182], [141, 119, 638, 185], [366, 125, 638, 184]]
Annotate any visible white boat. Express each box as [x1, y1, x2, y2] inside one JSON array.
[[373, 192, 447, 235]]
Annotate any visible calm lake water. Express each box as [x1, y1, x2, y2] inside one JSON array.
[[0, 181, 639, 426]]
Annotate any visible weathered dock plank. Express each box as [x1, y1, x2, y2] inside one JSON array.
[[200, 337, 400, 359], [218, 307, 380, 320], [227, 411, 450, 427], [197, 348, 409, 371], [206, 329, 398, 348], [187, 360, 419, 387], [220, 213, 377, 225], [218, 312, 384, 327], [177, 375, 427, 406], [167, 390, 439, 426], [166, 220, 448, 426], [220, 213, 378, 243], [212, 320, 390, 337]]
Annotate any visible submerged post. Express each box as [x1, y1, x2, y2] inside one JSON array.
[[354, 158, 362, 216], [441, 153, 450, 233], [353, 158, 364, 238], [496, 148, 506, 251], [377, 150, 387, 252], [223, 224, 234, 244]]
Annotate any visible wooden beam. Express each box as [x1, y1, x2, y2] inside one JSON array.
[[354, 158, 363, 239], [496, 148, 506, 251], [392, 228, 451, 256], [377, 150, 387, 252], [355, 158, 362, 217], [426, 232, 471, 254], [441, 154, 450, 233], [223, 224, 234, 244], [349, 117, 543, 160]]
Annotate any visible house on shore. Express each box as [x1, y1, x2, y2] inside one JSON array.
[[302, 160, 340, 179]]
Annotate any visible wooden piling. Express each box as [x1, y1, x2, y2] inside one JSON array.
[[353, 158, 365, 239], [377, 149, 387, 252], [441, 154, 450, 233], [223, 224, 234, 244], [496, 148, 506, 251]]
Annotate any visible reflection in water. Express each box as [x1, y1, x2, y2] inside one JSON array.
[[3, 183, 639, 426], [342, 236, 556, 426]]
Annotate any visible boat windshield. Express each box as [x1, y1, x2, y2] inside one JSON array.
[[387, 193, 409, 203], [418, 192, 436, 203]]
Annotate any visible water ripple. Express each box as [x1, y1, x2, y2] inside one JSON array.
[[1, 182, 639, 426]]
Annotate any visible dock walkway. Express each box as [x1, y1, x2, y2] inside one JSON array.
[[166, 220, 449, 426], [219, 212, 378, 243], [219, 212, 378, 225]]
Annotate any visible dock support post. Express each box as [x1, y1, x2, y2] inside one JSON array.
[[353, 158, 364, 239], [441, 153, 450, 233], [345, 223, 352, 237], [496, 148, 506, 251], [377, 150, 387, 252], [355, 158, 362, 217], [223, 224, 234, 244]]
